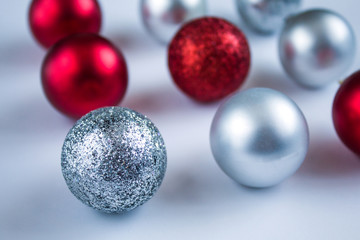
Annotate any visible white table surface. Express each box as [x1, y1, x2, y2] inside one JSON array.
[[1, 0, 360, 239]]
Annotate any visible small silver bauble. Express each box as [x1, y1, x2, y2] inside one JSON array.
[[235, 0, 301, 34], [141, 0, 206, 44], [61, 107, 167, 213], [210, 88, 309, 188], [279, 9, 356, 88]]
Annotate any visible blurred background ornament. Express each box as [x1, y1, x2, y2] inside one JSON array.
[[235, 0, 301, 34], [61, 107, 167, 213], [29, 0, 102, 48], [141, 0, 206, 44], [279, 9, 356, 88], [210, 88, 309, 188], [168, 17, 251, 102], [333, 70, 360, 155], [41, 33, 128, 119]]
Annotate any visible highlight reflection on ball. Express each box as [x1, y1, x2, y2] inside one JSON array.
[[210, 88, 309, 188], [141, 0, 206, 44], [279, 9, 356, 88], [236, 0, 301, 34]]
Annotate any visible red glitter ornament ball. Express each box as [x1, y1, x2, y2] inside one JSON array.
[[29, 0, 102, 48], [168, 17, 251, 102], [333, 70, 360, 155], [42, 33, 128, 119]]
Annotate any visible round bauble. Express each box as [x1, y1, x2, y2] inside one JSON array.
[[279, 9, 356, 88], [168, 17, 251, 102], [29, 0, 102, 48], [210, 88, 309, 188], [61, 107, 167, 213], [333, 70, 360, 155], [41, 33, 128, 119], [235, 0, 301, 34], [141, 0, 206, 44]]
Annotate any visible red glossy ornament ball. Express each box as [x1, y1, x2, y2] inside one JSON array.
[[42, 33, 128, 119], [168, 17, 251, 102], [29, 0, 102, 48], [333, 70, 360, 155]]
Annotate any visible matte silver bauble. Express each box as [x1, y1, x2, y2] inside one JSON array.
[[61, 107, 167, 213], [279, 9, 356, 88], [210, 88, 309, 188], [141, 0, 206, 44], [235, 0, 301, 34]]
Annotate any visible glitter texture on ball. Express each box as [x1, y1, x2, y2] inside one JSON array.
[[279, 9, 356, 88], [210, 88, 309, 188], [41, 33, 128, 119], [141, 0, 206, 44], [29, 0, 102, 48], [61, 107, 167, 213], [168, 17, 251, 102], [333, 70, 360, 155]]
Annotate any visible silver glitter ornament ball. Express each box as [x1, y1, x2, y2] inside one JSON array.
[[141, 0, 206, 44], [210, 88, 309, 188], [279, 9, 356, 88], [235, 0, 301, 34], [61, 107, 167, 213]]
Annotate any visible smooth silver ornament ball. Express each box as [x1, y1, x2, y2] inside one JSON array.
[[61, 107, 167, 213], [279, 9, 356, 88], [210, 88, 309, 188], [235, 0, 301, 34], [141, 0, 206, 44]]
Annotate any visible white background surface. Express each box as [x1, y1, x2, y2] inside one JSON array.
[[1, 0, 360, 239]]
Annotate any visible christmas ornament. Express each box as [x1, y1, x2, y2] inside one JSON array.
[[61, 107, 167, 213], [235, 0, 301, 34], [141, 0, 206, 44], [168, 17, 251, 102], [210, 88, 309, 188], [29, 0, 102, 48], [279, 9, 356, 88], [41, 33, 128, 119], [333, 70, 360, 155]]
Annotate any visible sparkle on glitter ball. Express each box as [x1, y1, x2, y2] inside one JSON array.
[[61, 107, 167, 213]]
